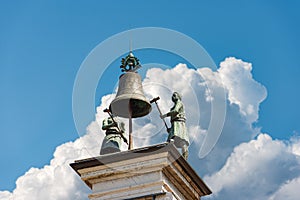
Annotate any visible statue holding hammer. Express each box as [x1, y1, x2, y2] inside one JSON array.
[[160, 92, 189, 160], [100, 109, 128, 155]]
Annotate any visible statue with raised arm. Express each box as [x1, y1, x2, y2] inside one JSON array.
[[161, 92, 189, 160], [100, 116, 126, 155]]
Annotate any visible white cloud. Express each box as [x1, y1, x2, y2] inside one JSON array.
[[0, 192, 11, 200], [2, 57, 299, 200], [190, 57, 267, 175], [269, 176, 300, 200], [290, 136, 300, 156], [203, 134, 300, 200], [218, 57, 267, 123]]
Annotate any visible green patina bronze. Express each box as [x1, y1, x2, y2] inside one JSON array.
[[100, 117, 125, 155], [161, 92, 189, 160], [120, 51, 141, 72]]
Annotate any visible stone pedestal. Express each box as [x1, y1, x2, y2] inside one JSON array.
[[70, 143, 211, 200]]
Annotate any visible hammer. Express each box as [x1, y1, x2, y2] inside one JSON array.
[[150, 97, 169, 130]]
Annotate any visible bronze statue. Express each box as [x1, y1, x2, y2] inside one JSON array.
[[161, 92, 189, 160], [100, 109, 127, 155]]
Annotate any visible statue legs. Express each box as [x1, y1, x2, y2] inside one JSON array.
[[100, 137, 121, 155], [170, 138, 189, 160], [182, 143, 189, 160]]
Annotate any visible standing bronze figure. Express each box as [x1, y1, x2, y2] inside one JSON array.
[[161, 92, 189, 160], [100, 115, 126, 155]]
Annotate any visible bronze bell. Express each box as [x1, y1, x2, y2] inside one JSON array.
[[109, 72, 152, 118]]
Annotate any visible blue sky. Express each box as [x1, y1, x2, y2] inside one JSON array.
[[0, 0, 300, 194]]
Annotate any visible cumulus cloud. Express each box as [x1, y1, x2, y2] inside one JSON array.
[[188, 57, 268, 175], [218, 57, 267, 123], [1, 57, 299, 200], [203, 134, 300, 200], [269, 176, 300, 200]]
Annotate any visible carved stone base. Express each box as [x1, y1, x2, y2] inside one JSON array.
[[70, 143, 211, 200]]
